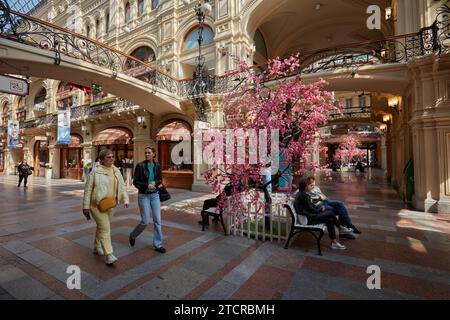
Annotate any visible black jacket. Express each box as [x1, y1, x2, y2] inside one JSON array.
[[294, 190, 322, 218], [18, 164, 32, 177], [133, 160, 163, 194]]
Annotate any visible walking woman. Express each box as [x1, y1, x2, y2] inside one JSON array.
[[129, 147, 166, 253], [17, 160, 32, 188], [82, 149, 130, 265]]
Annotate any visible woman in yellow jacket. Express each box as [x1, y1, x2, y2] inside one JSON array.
[[82, 149, 129, 266]]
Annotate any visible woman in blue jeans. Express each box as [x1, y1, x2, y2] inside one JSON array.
[[129, 147, 166, 253]]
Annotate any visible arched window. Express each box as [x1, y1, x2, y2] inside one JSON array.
[[57, 82, 75, 108], [86, 24, 90, 37], [151, 0, 160, 10], [138, 0, 145, 16], [95, 18, 100, 38], [125, 2, 131, 24], [16, 97, 26, 121], [183, 26, 214, 52], [1, 102, 9, 126], [105, 12, 110, 34], [131, 46, 155, 62], [126, 46, 156, 69], [34, 88, 47, 113]]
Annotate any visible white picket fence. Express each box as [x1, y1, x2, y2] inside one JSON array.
[[224, 192, 293, 243]]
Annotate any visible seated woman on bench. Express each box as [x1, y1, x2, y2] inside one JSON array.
[[306, 176, 361, 236], [294, 178, 346, 250]]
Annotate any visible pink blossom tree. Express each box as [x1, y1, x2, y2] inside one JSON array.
[[201, 55, 340, 215], [333, 135, 366, 168]]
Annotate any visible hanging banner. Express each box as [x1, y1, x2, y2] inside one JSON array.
[[57, 108, 71, 144], [7, 120, 20, 149]]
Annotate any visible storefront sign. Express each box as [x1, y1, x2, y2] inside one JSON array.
[[34, 102, 46, 112], [35, 136, 48, 141], [0, 75, 29, 96], [194, 121, 211, 130]]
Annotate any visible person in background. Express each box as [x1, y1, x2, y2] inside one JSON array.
[[17, 160, 32, 189], [82, 149, 130, 266], [91, 157, 100, 173]]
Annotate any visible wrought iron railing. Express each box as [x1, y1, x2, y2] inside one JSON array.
[[330, 107, 372, 120], [20, 99, 136, 129], [0, 0, 449, 100], [0, 2, 180, 96]]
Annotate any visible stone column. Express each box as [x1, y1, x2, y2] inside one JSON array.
[[80, 123, 95, 181], [191, 95, 221, 193], [380, 136, 387, 171], [409, 55, 450, 213], [133, 117, 153, 165], [45, 130, 58, 179]]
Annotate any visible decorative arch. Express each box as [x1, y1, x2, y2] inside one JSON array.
[[68, 133, 84, 148], [130, 46, 156, 62], [1, 100, 9, 126], [156, 119, 192, 141], [92, 126, 134, 145], [122, 35, 158, 57]]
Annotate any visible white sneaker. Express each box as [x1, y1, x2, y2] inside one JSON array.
[[339, 226, 353, 234], [331, 242, 346, 250], [105, 254, 118, 265], [93, 246, 105, 256]]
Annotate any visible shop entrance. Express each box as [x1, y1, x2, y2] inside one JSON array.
[[156, 120, 193, 189], [33, 140, 49, 177], [93, 127, 134, 185], [60, 135, 83, 180]]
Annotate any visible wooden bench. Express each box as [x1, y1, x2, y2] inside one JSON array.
[[201, 207, 227, 236], [283, 203, 327, 255]]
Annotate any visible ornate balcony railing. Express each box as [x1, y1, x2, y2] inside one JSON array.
[[330, 107, 373, 120], [19, 98, 136, 129], [1, 1, 449, 100], [0, 2, 180, 96]]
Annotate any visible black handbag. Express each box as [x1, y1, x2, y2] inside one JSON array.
[[158, 185, 171, 202]]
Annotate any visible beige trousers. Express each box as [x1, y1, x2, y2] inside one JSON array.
[[90, 205, 115, 255]]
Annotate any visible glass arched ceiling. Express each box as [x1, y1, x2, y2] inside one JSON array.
[[7, 0, 46, 14]]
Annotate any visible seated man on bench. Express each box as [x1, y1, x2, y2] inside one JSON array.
[[198, 181, 245, 226], [306, 176, 362, 238]]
